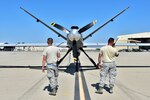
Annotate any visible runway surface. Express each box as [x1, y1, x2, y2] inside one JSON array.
[[0, 51, 150, 66], [0, 67, 150, 100], [0, 51, 150, 100]]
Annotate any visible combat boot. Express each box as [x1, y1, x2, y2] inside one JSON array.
[[104, 84, 109, 88], [95, 87, 103, 94], [49, 88, 56, 96], [109, 87, 113, 94]]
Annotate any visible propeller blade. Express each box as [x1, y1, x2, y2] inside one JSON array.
[[78, 20, 97, 33], [51, 22, 70, 33]]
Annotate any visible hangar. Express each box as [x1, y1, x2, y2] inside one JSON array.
[[117, 32, 150, 51]]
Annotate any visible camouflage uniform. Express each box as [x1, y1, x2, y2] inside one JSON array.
[[47, 64, 58, 89], [99, 62, 117, 88]]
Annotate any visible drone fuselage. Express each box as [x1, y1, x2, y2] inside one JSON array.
[[67, 28, 83, 48]]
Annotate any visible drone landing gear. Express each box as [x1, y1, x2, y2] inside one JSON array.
[[79, 48, 98, 68]]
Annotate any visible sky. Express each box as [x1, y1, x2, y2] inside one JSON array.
[[0, 0, 150, 43]]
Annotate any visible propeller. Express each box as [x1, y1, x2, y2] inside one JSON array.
[[78, 20, 97, 33], [51, 22, 70, 33]]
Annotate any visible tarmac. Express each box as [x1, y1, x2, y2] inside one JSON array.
[[0, 51, 150, 100]]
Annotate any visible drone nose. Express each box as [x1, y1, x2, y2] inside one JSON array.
[[68, 33, 81, 41]]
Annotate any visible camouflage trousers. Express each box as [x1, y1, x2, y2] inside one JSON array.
[[47, 64, 58, 89], [99, 62, 117, 88]]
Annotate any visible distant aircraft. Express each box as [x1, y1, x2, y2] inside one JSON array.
[[2, 7, 148, 69], [0, 42, 15, 51]]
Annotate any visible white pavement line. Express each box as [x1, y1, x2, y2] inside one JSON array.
[[17, 75, 46, 100], [79, 71, 85, 100]]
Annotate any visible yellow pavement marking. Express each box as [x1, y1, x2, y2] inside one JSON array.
[[79, 71, 85, 100]]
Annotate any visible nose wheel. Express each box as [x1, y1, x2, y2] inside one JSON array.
[[74, 57, 80, 72]]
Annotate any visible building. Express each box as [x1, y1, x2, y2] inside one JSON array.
[[117, 32, 150, 51]]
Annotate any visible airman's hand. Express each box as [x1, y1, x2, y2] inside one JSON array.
[[42, 67, 45, 73], [97, 63, 102, 69]]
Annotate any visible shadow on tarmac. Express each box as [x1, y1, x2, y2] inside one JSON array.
[[61, 63, 76, 75], [91, 83, 110, 93], [59, 63, 97, 75], [43, 84, 59, 93], [43, 84, 51, 92]]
